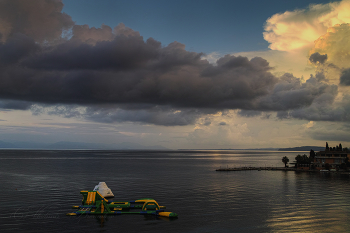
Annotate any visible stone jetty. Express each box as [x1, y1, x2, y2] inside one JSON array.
[[216, 166, 295, 171], [216, 166, 350, 174]]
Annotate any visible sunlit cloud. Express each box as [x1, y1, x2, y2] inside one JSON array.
[[264, 0, 350, 52]]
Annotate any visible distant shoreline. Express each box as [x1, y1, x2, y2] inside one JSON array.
[[178, 146, 324, 151], [0, 147, 323, 151], [277, 146, 324, 151]]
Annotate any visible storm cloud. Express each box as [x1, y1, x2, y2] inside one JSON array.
[[31, 105, 216, 126], [0, 100, 33, 110], [255, 73, 337, 111], [0, 26, 279, 109], [0, 0, 73, 43], [340, 68, 350, 86], [0, 0, 346, 126], [309, 52, 328, 64]]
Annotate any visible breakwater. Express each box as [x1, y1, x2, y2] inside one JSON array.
[[216, 166, 295, 171], [216, 166, 350, 174]]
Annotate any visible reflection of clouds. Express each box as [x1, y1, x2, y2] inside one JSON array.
[[12, 204, 61, 220], [266, 173, 350, 232]]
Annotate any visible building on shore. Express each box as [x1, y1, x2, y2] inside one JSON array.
[[312, 142, 350, 170], [292, 142, 350, 170]]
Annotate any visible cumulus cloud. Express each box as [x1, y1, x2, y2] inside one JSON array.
[[271, 18, 350, 123], [0, 100, 33, 110], [308, 123, 350, 142], [237, 110, 262, 117], [314, 72, 327, 82], [0, 28, 280, 110], [310, 23, 350, 70], [234, 50, 313, 79], [23, 35, 161, 70], [32, 105, 216, 126], [308, 23, 350, 88], [264, 0, 350, 51], [278, 92, 350, 122], [340, 68, 350, 86], [0, 0, 349, 126], [309, 52, 327, 64], [71, 24, 114, 44], [0, 0, 74, 43], [0, 33, 40, 64], [255, 73, 338, 111], [0, 7, 283, 126]]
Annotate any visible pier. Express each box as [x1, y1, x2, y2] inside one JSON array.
[[215, 166, 350, 174], [216, 166, 295, 171]]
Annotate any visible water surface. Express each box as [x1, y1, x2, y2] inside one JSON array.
[[1, 150, 349, 232]]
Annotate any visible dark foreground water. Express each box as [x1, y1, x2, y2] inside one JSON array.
[[1, 150, 350, 232]]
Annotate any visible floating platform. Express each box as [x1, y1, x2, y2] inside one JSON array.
[[66, 190, 178, 218]]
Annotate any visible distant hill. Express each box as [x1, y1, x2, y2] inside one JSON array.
[[0, 140, 17, 148], [0, 141, 53, 149], [278, 146, 324, 151], [47, 141, 105, 149], [178, 148, 281, 151]]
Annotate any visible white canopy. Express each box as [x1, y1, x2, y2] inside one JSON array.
[[93, 182, 114, 198]]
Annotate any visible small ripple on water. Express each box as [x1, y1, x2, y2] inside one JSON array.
[[2, 150, 350, 232]]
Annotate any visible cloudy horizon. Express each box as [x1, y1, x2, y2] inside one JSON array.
[[1, 0, 350, 149]]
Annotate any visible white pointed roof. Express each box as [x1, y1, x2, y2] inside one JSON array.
[[93, 182, 114, 198]]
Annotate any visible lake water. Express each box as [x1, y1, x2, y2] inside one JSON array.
[[1, 149, 350, 232]]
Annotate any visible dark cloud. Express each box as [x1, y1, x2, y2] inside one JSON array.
[[0, 33, 39, 64], [71, 24, 114, 44], [83, 106, 207, 126], [0, 0, 345, 126], [276, 111, 290, 119], [38, 105, 215, 126], [203, 118, 212, 126], [0, 0, 74, 43], [0, 100, 33, 110], [0, 27, 340, 125], [309, 52, 328, 64], [0, 27, 279, 110], [261, 113, 271, 119], [340, 68, 350, 86], [23, 36, 161, 70], [219, 122, 227, 125], [255, 73, 337, 111], [315, 72, 327, 82], [310, 128, 350, 142], [277, 93, 350, 122], [237, 110, 270, 119], [237, 110, 262, 117]]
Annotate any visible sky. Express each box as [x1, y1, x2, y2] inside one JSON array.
[[1, 0, 350, 149]]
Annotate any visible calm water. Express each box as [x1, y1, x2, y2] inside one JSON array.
[[1, 150, 350, 232]]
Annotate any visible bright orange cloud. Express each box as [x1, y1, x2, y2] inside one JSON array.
[[264, 0, 350, 51]]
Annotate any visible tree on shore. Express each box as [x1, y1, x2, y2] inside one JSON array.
[[295, 154, 311, 164], [282, 156, 289, 167]]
